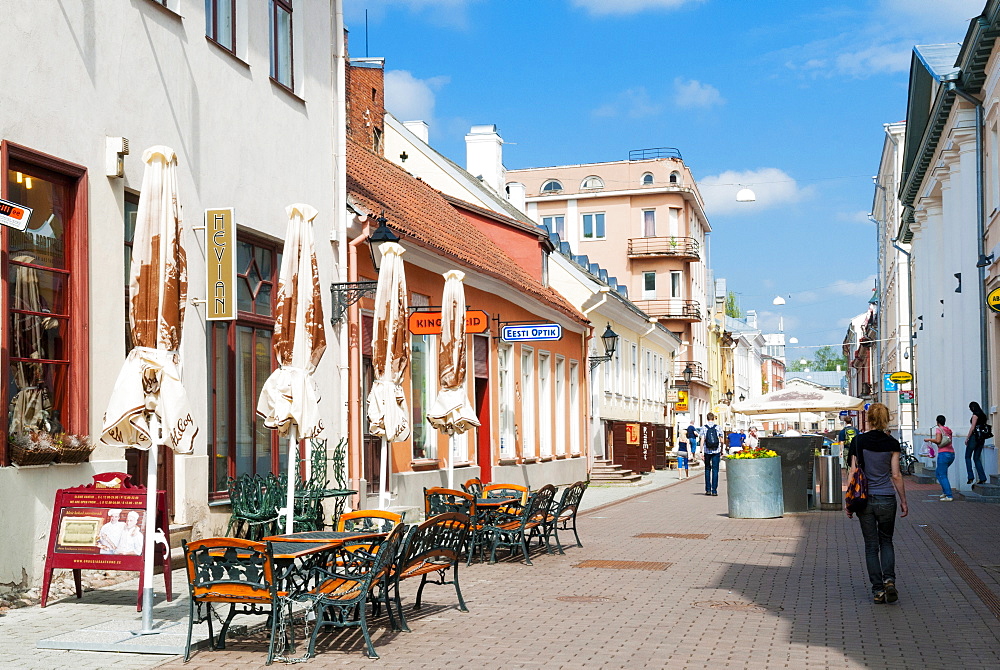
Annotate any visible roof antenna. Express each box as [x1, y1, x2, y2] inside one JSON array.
[[365, 10, 369, 58]]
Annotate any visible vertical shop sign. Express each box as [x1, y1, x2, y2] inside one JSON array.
[[206, 208, 236, 320], [625, 423, 640, 445]]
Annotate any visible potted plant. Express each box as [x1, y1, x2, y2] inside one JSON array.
[[725, 447, 784, 518], [8, 430, 59, 466]]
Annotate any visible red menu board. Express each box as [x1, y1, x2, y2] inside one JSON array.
[[41, 472, 172, 609]]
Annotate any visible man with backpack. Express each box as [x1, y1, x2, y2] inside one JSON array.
[[700, 413, 723, 496], [839, 417, 859, 469]]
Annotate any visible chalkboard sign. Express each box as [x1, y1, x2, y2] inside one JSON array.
[[41, 472, 172, 609]]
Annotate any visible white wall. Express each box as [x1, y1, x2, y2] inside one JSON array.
[[0, 0, 339, 589]]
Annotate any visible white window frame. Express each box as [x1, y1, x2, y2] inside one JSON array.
[[581, 175, 604, 190], [542, 215, 565, 238], [538, 351, 552, 458], [643, 271, 656, 300], [582, 212, 606, 240], [670, 271, 683, 299], [642, 209, 656, 237], [521, 347, 536, 458], [630, 344, 638, 399], [641, 172, 654, 186], [410, 333, 437, 460], [555, 356, 566, 456], [668, 207, 680, 237], [569, 361, 580, 455], [541, 179, 563, 193], [498, 343, 515, 458]]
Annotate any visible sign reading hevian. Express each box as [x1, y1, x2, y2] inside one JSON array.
[[408, 310, 490, 335], [205, 208, 236, 321]]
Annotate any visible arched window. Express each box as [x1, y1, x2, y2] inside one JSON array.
[[641, 172, 654, 186], [541, 179, 563, 193], [581, 175, 604, 190], [669, 172, 680, 184]]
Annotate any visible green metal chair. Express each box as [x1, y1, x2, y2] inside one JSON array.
[[482, 484, 556, 565], [226, 474, 281, 541]]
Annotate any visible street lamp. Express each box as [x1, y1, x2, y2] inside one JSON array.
[[682, 364, 694, 386], [726, 389, 734, 404], [739, 394, 746, 403], [330, 212, 401, 325], [588, 324, 619, 371]]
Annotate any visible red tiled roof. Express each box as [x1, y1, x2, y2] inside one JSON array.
[[347, 140, 586, 324]]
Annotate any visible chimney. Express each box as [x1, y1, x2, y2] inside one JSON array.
[[506, 182, 526, 212], [403, 120, 429, 144], [745, 309, 757, 329], [465, 124, 504, 194]]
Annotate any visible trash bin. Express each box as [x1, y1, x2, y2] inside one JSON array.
[[818, 454, 842, 510]]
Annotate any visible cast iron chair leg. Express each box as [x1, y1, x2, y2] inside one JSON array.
[[572, 520, 582, 547], [360, 600, 379, 659], [184, 599, 196, 661], [452, 565, 468, 612], [382, 578, 398, 631], [552, 525, 565, 554], [216, 603, 240, 650], [394, 576, 411, 632], [265, 599, 283, 665], [520, 534, 532, 566], [415, 573, 429, 609], [307, 603, 327, 659]]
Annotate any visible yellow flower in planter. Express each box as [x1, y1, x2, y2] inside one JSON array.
[[728, 448, 778, 460]]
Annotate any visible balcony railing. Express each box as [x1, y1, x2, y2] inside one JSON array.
[[632, 299, 701, 321], [673, 360, 705, 383], [627, 236, 700, 259]]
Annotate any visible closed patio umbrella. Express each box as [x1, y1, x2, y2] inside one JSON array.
[[100, 146, 195, 633], [427, 270, 480, 490], [366, 242, 410, 510], [257, 204, 327, 533]]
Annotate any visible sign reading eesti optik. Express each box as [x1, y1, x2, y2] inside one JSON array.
[[988, 286, 1000, 314], [205, 208, 236, 320], [501, 323, 562, 342]]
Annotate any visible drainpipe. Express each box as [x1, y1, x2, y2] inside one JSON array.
[[892, 237, 917, 444], [869, 212, 884, 406], [348, 226, 370, 505], [333, 0, 351, 503], [947, 82, 990, 416]]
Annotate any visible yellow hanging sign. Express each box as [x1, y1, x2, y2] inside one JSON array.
[[206, 208, 236, 321]]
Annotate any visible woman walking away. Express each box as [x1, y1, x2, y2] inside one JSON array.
[[966, 401, 989, 485], [846, 403, 908, 604], [924, 415, 955, 500]]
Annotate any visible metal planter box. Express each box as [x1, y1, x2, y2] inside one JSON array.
[[726, 456, 784, 519]]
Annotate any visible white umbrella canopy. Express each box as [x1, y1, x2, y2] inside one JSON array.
[[732, 387, 863, 416], [100, 146, 195, 632], [257, 204, 327, 533], [366, 242, 410, 509], [427, 270, 480, 489]]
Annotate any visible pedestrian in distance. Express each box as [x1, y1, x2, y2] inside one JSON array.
[[686, 422, 699, 457], [700, 413, 723, 496], [846, 402, 908, 605], [924, 415, 955, 500], [965, 401, 990, 485], [839, 417, 859, 469], [727, 428, 744, 455]]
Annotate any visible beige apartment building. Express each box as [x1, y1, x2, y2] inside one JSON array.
[[507, 149, 713, 433]]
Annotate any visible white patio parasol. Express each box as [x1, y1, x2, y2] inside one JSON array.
[[732, 387, 863, 431], [427, 270, 480, 490], [366, 242, 410, 510], [257, 204, 327, 534], [101, 146, 196, 634]]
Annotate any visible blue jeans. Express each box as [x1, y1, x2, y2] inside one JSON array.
[[703, 452, 720, 493], [856, 494, 897, 594], [965, 435, 986, 482], [936, 451, 955, 496], [688, 437, 698, 455]]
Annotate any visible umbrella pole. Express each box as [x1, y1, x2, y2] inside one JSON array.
[[285, 424, 299, 534], [138, 412, 160, 634], [379, 437, 390, 510], [447, 434, 455, 490]]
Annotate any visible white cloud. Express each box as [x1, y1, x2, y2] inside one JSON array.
[[592, 87, 662, 119], [880, 0, 984, 31], [836, 210, 874, 224], [346, 0, 480, 29], [571, 0, 705, 16], [698, 168, 814, 215], [673, 77, 725, 109], [829, 276, 876, 297], [384, 70, 450, 126], [783, 37, 912, 78], [755, 310, 801, 334]]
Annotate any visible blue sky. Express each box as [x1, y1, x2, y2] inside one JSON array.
[[344, 0, 984, 357]]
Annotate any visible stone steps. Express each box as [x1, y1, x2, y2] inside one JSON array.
[[590, 459, 645, 486], [959, 490, 1000, 504]]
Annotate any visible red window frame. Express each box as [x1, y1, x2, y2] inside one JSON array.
[[0, 141, 89, 466], [208, 234, 296, 498], [206, 0, 237, 54]]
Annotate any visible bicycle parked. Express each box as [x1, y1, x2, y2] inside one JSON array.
[[898, 441, 917, 476]]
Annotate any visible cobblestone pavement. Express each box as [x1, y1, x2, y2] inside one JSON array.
[[5, 471, 1000, 669]]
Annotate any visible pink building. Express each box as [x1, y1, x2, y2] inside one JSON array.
[[507, 150, 713, 424]]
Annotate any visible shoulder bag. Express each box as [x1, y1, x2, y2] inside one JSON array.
[[845, 438, 868, 514]]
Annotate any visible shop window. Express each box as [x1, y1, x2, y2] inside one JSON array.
[[555, 356, 566, 456], [521, 347, 535, 458], [270, 0, 294, 90], [498, 344, 515, 457], [410, 333, 437, 460], [569, 361, 580, 454], [538, 351, 551, 457], [3, 144, 88, 464], [208, 236, 285, 495], [124, 192, 138, 352]]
